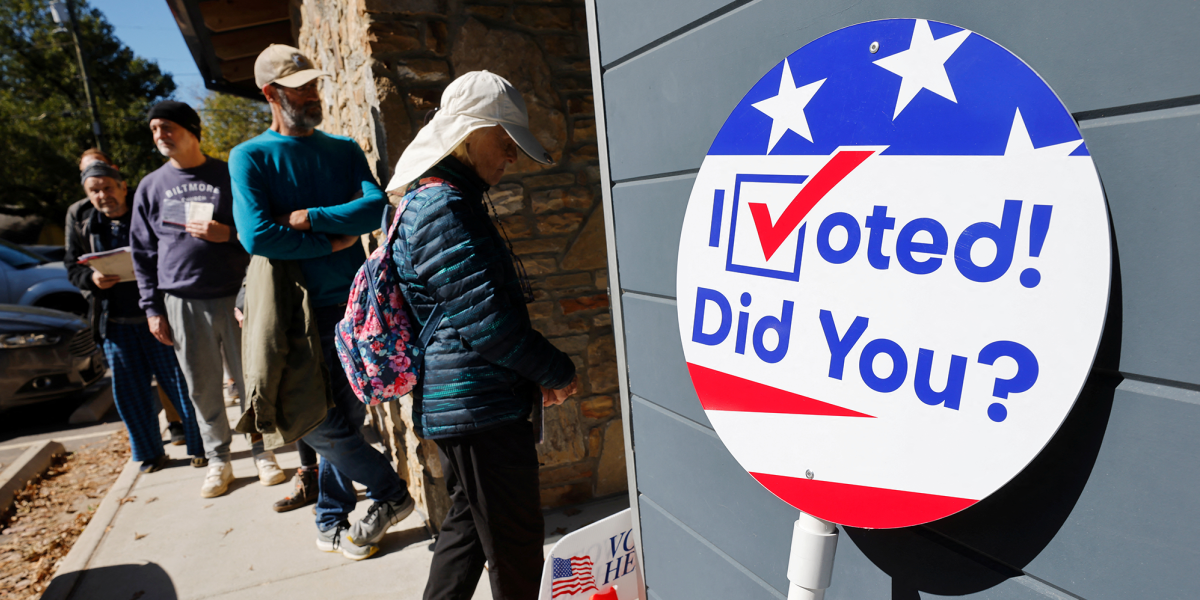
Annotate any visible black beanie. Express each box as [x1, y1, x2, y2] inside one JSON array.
[[148, 100, 202, 141], [80, 162, 124, 184]]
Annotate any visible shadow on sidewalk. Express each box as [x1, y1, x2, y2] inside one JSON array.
[[44, 562, 176, 600], [378, 524, 434, 554]]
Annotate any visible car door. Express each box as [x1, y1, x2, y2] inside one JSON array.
[[0, 257, 12, 304]]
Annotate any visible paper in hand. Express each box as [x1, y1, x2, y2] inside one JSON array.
[[77, 247, 135, 282], [186, 201, 214, 224]]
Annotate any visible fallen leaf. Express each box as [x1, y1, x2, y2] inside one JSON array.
[[119, 496, 137, 505], [144, 497, 158, 504], [134, 532, 147, 541], [0, 430, 128, 599], [203, 504, 214, 509], [221, 528, 234, 538]]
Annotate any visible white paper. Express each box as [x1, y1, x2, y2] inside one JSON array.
[[79, 247, 135, 283], [186, 201, 214, 224]]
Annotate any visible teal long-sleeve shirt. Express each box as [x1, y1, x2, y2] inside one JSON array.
[[230, 129, 386, 307]]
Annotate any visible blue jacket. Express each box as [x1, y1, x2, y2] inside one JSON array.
[[392, 157, 575, 439]]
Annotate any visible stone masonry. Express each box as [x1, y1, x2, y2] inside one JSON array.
[[294, 0, 624, 528]]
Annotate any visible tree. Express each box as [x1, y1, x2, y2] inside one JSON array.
[[198, 92, 271, 162], [0, 0, 174, 226]]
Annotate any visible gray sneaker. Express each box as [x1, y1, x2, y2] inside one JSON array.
[[347, 496, 416, 546], [315, 524, 377, 561]]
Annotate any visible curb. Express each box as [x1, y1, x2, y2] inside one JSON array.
[[68, 383, 114, 425], [0, 440, 66, 515], [41, 458, 141, 600]]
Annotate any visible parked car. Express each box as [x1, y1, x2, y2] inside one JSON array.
[[0, 238, 86, 315], [24, 245, 66, 262], [0, 305, 107, 412]]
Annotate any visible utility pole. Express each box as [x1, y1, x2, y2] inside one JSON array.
[[54, 0, 105, 152]]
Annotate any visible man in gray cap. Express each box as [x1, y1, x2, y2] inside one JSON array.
[[230, 44, 413, 560], [130, 100, 285, 499]]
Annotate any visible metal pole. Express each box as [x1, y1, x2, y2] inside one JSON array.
[[787, 512, 839, 600], [65, 0, 105, 152]]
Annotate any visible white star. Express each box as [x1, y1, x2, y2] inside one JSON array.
[[873, 19, 971, 120], [752, 58, 826, 152], [1003, 108, 1084, 156]]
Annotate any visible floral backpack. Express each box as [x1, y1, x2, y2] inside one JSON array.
[[334, 178, 447, 406]]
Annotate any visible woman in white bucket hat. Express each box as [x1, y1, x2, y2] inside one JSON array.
[[385, 71, 579, 599]]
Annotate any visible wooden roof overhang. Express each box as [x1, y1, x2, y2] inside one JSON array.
[[165, 0, 296, 101]]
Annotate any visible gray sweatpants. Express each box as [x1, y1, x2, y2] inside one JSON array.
[[165, 293, 264, 464]]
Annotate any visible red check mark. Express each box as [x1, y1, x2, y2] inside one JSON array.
[[748, 150, 874, 261]]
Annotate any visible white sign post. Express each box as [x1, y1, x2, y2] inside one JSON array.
[[675, 19, 1110, 596]]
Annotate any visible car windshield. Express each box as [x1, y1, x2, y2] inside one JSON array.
[[0, 239, 50, 269]]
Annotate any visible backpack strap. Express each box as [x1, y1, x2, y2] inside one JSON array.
[[382, 177, 451, 346]]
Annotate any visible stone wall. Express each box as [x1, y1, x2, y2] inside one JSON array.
[[295, 0, 625, 521]]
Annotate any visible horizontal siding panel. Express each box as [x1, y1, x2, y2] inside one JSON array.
[[602, 0, 1200, 181], [621, 293, 710, 427], [1080, 107, 1200, 385], [595, 0, 735, 66], [1017, 381, 1200, 599], [639, 496, 787, 599], [632, 396, 797, 591], [612, 174, 694, 298]]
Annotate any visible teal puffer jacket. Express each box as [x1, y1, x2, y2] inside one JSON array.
[[391, 156, 576, 439]]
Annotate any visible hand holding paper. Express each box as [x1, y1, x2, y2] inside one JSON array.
[[78, 247, 135, 283], [185, 219, 231, 242]]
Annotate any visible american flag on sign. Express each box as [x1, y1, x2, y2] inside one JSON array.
[[550, 556, 596, 598]]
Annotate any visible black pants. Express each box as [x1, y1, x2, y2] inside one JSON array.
[[423, 419, 544, 600], [296, 439, 317, 468]]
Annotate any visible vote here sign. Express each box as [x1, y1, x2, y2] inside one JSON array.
[[675, 19, 1110, 529]]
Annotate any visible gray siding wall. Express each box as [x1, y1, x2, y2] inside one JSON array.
[[592, 1, 1200, 598]]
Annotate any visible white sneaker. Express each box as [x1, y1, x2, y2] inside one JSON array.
[[255, 452, 287, 486], [201, 462, 234, 498]]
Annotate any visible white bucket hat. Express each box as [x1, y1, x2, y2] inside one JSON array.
[[385, 70, 553, 192]]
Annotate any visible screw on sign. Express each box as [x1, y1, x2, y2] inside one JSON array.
[[676, 19, 1110, 530]]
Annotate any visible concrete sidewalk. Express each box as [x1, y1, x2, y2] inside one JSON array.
[[45, 406, 628, 600]]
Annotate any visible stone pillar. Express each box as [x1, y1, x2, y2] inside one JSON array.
[[298, 0, 627, 512]]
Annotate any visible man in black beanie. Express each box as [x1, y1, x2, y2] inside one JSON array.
[[147, 100, 203, 141], [130, 100, 286, 499]]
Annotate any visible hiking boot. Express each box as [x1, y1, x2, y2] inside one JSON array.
[[139, 453, 169, 474], [316, 524, 377, 561], [200, 462, 234, 498], [191, 457, 208, 468], [255, 451, 287, 486], [347, 495, 415, 546], [273, 467, 317, 513], [167, 422, 185, 446]]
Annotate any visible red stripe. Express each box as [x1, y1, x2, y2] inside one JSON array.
[[748, 150, 874, 260], [552, 583, 597, 598], [750, 472, 978, 529], [688, 363, 873, 418]]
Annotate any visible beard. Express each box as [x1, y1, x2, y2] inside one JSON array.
[[277, 88, 323, 129]]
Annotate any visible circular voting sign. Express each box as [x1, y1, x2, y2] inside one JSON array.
[[676, 19, 1110, 529]]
